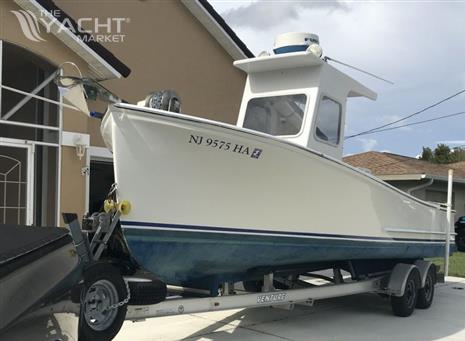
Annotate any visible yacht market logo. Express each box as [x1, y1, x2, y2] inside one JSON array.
[[11, 9, 129, 43], [11, 10, 45, 42]]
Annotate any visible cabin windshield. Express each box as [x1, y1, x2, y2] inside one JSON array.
[[243, 94, 306, 136]]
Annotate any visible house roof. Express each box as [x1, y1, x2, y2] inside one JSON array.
[[181, 0, 254, 60], [343, 151, 465, 181], [450, 161, 465, 171]]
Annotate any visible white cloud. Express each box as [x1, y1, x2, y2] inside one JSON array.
[[437, 140, 465, 145], [381, 115, 412, 131], [358, 138, 378, 152], [222, 0, 349, 30]]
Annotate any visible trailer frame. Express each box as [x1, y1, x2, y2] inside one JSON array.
[[52, 210, 439, 339]]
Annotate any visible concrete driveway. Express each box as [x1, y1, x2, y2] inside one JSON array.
[[2, 277, 465, 341]]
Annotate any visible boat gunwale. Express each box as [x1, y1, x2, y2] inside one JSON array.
[[105, 103, 444, 212]]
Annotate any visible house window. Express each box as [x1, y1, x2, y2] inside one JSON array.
[[243, 94, 306, 136], [0, 41, 61, 226], [315, 96, 341, 145]]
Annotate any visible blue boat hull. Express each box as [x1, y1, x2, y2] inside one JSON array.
[[121, 222, 447, 291]]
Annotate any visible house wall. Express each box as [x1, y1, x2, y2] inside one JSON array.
[[387, 179, 465, 218], [54, 0, 247, 147], [0, 1, 99, 224], [0, 0, 247, 225], [384, 180, 420, 194]]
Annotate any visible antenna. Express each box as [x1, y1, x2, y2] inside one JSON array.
[[324, 56, 394, 85]]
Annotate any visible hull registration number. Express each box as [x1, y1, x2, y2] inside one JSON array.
[[188, 134, 263, 159]]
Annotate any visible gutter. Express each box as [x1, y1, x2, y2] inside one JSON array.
[[407, 176, 434, 195], [379, 173, 465, 184]]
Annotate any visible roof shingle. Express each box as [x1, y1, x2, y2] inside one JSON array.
[[343, 151, 465, 180]]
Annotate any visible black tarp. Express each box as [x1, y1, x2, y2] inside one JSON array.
[[0, 225, 71, 278]]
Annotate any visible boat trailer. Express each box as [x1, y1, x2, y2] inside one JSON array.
[[25, 202, 437, 340]]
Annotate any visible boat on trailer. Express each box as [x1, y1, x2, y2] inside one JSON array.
[[47, 32, 454, 340], [98, 33, 449, 292]]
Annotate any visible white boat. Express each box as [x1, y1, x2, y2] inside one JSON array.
[[82, 33, 450, 291]]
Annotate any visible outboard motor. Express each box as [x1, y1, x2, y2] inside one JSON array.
[[142, 90, 182, 113]]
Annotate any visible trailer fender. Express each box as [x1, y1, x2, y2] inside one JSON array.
[[387, 263, 420, 297], [414, 260, 436, 287]]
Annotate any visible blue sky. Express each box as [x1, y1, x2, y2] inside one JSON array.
[[211, 1, 465, 157]]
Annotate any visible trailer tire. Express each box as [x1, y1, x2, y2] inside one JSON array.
[[79, 263, 128, 341], [416, 265, 435, 309], [391, 268, 420, 317], [128, 278, 167, 305]]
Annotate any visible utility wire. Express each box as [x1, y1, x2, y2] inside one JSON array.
[[348, 110, 465, 136], [345, 112, 465, 171], [346, 89, 465, 139]]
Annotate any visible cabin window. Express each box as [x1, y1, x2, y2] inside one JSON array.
[[243, 94, 306, 136], [315, 96, 341, 145]]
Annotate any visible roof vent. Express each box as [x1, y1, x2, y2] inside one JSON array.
[[273, 32, 320, 55]]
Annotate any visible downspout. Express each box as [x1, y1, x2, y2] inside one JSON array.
[[407, 175, 434, 195]]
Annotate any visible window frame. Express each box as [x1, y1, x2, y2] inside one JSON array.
[[313, 94, 342, 147], [0, 40, 63, 225], [243, 92, 309, 138]]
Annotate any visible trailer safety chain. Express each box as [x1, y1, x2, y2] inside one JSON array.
[[109, 279, 131, 310]]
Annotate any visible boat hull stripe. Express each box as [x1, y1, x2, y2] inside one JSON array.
[[120, 221, 447, 243]]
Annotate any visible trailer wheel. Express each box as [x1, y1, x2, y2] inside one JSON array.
[[391, 269, 420, 317], [416, 265, 435, 309], [79, 263, 128, 341]]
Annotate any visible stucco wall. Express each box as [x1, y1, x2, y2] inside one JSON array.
[[60, 146, 87, 224], [387, 179, 465, 218], [54, 0, 247, 147], [0, 0, 247, 225], [0, 1, 97, 224]]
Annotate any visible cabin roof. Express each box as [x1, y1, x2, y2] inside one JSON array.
[[234, 51, 324, 73], [233, 51, 377, 101]]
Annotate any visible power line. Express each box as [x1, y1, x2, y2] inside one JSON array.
[[349, 110, 465, 136], [346, 89, 465, 139], [344, 112, 465, 171]]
